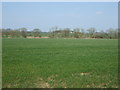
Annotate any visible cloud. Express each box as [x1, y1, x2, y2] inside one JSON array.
[[96, 11, 103, 15]]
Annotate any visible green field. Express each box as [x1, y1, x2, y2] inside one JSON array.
[[2, 38, 118, 88]]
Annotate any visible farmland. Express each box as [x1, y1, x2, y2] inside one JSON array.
[[2, 38, 118, 88]]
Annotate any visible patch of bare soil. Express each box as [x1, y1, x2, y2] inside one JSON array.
[[3, 83, 18, 88], [35, 77, 50, 88], [72, 72, 90, 77], [47, 74, 58, 81], [35, 74, 68, 88], [86, 83, 118, 88]]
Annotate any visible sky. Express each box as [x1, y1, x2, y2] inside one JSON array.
[[2, 2, 118, 32], [0, 2, 2, 29]]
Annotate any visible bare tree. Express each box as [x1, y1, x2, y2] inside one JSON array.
[[73, 28, 80, 38], [33, 28, 41, 37], [20, 28, 27, 38], [49, 26, 58, 38], [87, 27, 96, 38], [62, 28, 70, 38]]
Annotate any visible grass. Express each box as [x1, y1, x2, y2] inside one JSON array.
[[2, 38, 118, 88]]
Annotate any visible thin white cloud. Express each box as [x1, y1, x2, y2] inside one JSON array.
[[96, 11, 103, 15]]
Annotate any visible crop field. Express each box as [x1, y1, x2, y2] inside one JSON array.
[[2, 38, 118, 88]]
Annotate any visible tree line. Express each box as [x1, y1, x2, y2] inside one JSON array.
[[1, 27, 119, 39], [1, 28, 41, 38]]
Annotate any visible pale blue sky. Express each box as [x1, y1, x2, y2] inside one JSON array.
[[2, 2, 118, 32]]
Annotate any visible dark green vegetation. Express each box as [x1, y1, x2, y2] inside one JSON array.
[[3, 38, 118, 88]]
